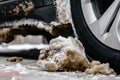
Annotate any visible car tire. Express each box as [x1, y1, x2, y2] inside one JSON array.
[[70, 0, 120, 74]]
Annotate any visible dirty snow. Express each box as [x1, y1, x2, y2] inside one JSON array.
[[0, 0, 119, 80], [0, 59, 119, 80], [37, 36, 116, 75], [55, 0, 78, 37], [37, 36, 90, 71]]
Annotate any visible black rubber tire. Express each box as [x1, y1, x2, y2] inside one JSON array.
[[70, 0, 120, 74]]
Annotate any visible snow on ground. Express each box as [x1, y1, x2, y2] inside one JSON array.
[[0, 59, 119, 80]]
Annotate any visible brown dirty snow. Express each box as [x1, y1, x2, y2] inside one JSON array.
[[1, 0, 35, 16], [85, 61, 116, 75], [0, 0, 74, 43], [37, 36, 116, 75], [18, 1, 35, 15], [0, 22, 73, 43], [6, 57, 23, 62], [37, 36, 90, 71]]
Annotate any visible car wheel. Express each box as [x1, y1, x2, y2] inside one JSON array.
[[70, 0, 120, 74]]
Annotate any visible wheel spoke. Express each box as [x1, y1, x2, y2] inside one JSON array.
[[89, 0, 120, 36], [81, 0, 120, 50], [101, 8, 120, 49]]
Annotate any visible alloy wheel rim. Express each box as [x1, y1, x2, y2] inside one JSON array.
[[81, 0, 120, 50]]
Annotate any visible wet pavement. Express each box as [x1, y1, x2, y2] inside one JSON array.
[[0, 56, 120, 80]]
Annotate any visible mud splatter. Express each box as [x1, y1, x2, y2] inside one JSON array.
[[0, 0, 35, 16]]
